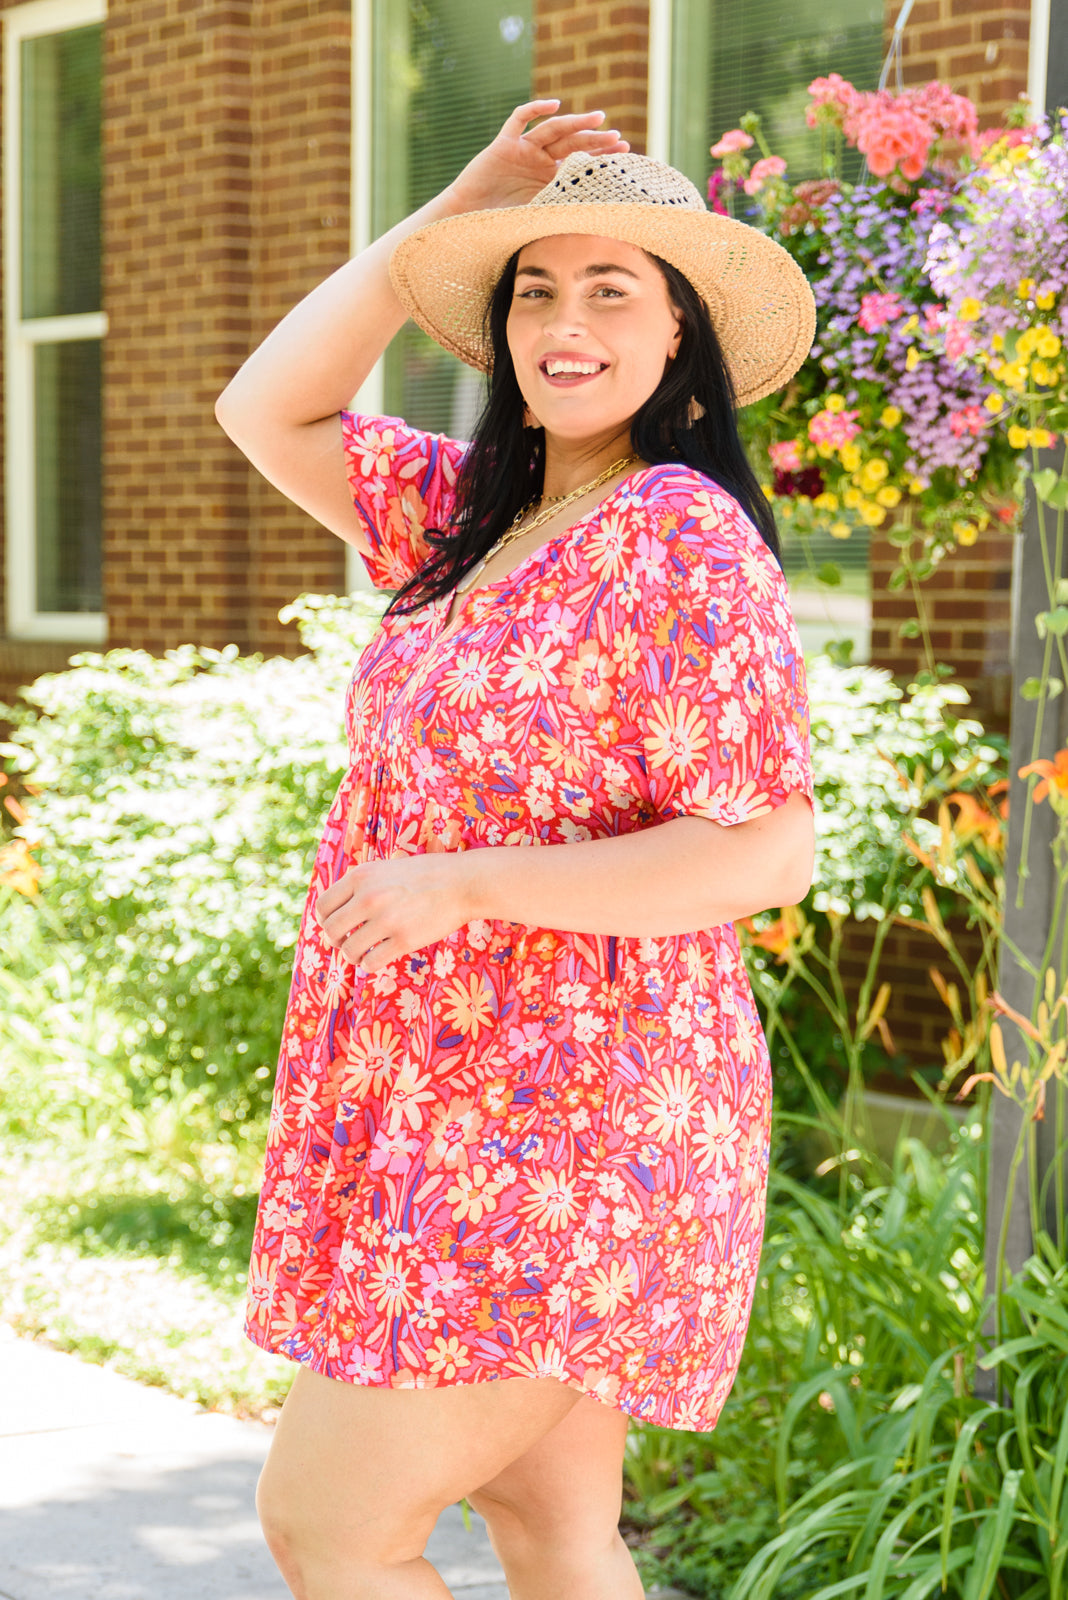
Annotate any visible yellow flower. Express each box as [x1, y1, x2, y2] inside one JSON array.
[[815, 440, 834, 459], [908, 477, 928, 495], [843, 487, 862, 509], [1029, 427, 1056, 448], [1017, 278, 1036, 299], [859, 500, 886, 527], [1036, 290, 1057, 310], [958, 297, 984, 322], [1010, 144, 1031, 164], [839, 442, 861, 473], [762, 483, 775, 499], [812, 491, 839, 511], [902, 314, 919, 335], [905, 346, 921, 371], [824, 393, 846, 413], [876, 485, 902, 508], [953, 520, 978, 545], [1032, 361, 1057, 387], [1036, 329, 1061, 358], [859, 458, 889, 490], [983, 392, 1005, 414], [829, 521, 852, 539], [1007, 424, 1029, 450], [991, 332, 1005, 352], [1017, 328, 1039, 358], [880, 405, 902, 428]]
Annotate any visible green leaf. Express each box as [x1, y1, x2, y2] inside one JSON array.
[[962, 1469, 1022, 1600], [1036, 607, 1068, 639], [817, 562, 843, 586], [1032, 467, 1060, 503], [899, 619, 921, 639], [888, 568, 908, 591], [1019, 675, 1063, 700]]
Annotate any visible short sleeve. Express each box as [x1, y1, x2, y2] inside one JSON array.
[[616, 477, 815, 827], [340, 411, 468, 590]]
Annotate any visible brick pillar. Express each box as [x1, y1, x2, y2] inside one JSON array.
[[245, 0, 351, 656], [533, 1, 650, 153], [102, 0, 255, 651]]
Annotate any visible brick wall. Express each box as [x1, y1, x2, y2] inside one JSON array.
[[0, 0, 351, 714], [532, 0, 650, 152], [869, 522, 1016, 731], [887, 0, 1031, 122], [102, 0, 350, 662], [245, 0, 351, 655]]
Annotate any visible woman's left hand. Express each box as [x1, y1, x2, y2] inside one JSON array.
[[314, 853, 477, 972]]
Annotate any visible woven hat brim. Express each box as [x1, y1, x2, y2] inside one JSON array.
[[389, 203, 816, 408]]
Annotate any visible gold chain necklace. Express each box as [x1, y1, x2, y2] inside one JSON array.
[[454, 453, 640, 597]]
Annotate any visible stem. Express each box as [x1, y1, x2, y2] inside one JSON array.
[[994, 1112, 1030, 1346], [905, 545, 939, 677]]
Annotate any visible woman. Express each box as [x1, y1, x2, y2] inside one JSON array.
[[216, 102, 817, 1600]]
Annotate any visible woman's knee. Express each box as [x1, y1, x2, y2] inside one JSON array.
[[257, 1459, 435, 1594]]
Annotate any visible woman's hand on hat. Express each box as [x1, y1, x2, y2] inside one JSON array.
[[448, 100, 630, 214]]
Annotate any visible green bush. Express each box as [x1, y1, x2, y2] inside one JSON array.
[[1, 593, 385, 1144]]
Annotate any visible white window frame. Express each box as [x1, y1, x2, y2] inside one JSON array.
[[4, 0, 107, 643]]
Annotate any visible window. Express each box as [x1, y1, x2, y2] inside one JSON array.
[[368, 0, 532, 437], [669, 0, 884, 192], [668, 0, 883, 661], [4, 0, 106, 642]]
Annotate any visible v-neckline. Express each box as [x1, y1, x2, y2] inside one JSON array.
[[434, 465, 654, 644]]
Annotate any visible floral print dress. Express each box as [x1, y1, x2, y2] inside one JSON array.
[[245, 412, 814, 1432]]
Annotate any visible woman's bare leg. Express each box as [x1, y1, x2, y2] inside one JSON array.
[[255, 1365, 581, 1600], [469, 1394, 644, 1600]]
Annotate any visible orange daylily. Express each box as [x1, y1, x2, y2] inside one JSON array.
[[0, 838, 41, 897], [944, 790, 1004, 849], [1019, 748, 1068, 804], [738, 903, 803, 960]]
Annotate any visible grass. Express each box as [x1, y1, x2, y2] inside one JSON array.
[[0, 1140, 293, 1419]]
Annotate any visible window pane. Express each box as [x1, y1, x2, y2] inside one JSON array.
[[21, 24, 102, 320], [34, 340, 103, 613], [373, 1, 532, 434], [671, 1, 884, 192]]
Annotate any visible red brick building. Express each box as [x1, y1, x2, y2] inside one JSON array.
[[0, 0, 1036, 706]]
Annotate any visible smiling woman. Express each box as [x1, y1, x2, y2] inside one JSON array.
[[214, 102, 817, 1600]]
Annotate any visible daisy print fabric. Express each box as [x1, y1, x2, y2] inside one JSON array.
[[245, 411, 815, 1431]]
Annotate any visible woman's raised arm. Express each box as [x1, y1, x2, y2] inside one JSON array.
[[213, 102, 629, 550]]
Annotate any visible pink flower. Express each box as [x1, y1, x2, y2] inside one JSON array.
[[769, 439, 804, 473], [945, 319, 974, 361], [808, 407, 862, 451], [743, 155, 787, 195], [855, 102, 932, 181], [806, 73, 862, 129], [710, 129, 754, 157], [948, 406, 985, 438], [857, 291, 903, 332]]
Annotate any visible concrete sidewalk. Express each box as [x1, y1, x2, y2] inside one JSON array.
[[0, 1329, 508, 1600]]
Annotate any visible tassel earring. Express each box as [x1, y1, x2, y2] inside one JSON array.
[[687, 397, 706, 425]]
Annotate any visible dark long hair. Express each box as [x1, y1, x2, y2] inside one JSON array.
[[386, 250, 780, 617]]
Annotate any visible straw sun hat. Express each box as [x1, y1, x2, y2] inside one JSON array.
[[389, 151, 816, 408]]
